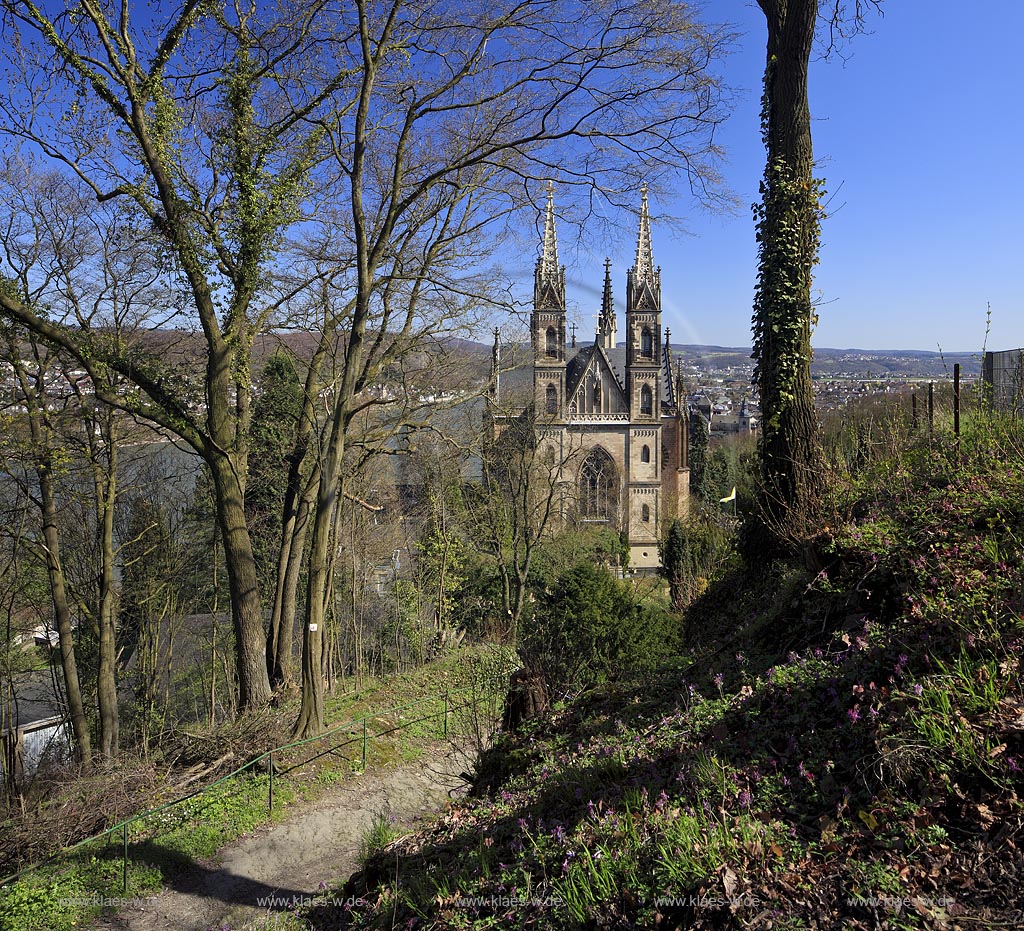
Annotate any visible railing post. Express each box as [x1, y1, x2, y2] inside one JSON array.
[[361, 719, 367, 769], [122, 822, 128, 894], [443, 690, 449, 738], [268, 751, 274, 814]]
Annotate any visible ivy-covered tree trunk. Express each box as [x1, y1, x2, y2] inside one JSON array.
[[752, 0, 825, 548]]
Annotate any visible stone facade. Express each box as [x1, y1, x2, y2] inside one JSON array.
[[503, 183, 690, 572]]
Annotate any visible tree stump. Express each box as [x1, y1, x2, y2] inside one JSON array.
[[501, 669, 549, 732]]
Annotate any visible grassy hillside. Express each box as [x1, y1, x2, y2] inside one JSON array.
[[316, 416, 1024, 930], [0, 646, 515, 931]]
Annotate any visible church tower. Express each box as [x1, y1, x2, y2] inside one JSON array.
[[625, 183, 662, 420], [532, 182, 567, 416], [624, 183, 663, 567]]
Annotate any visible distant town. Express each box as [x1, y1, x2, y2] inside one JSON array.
[[668, 344, 982, 433]]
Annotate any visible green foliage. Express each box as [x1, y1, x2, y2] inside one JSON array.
[[522, 563, 681, 694], [415, 490, 468, 635], [246, 351, 303, 592], [659, 511, 737, 612], [688, 412, 709, 497], [528, 526, 628, 590], [751, 57, 825, 437], [750, 150, 823, 431], [359, 809, 399, 866]]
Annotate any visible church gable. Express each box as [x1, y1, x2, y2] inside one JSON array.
[[632, 280, 658, 311], [566, 345, 627, 416]]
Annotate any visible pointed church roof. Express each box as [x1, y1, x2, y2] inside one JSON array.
[[565, 342, 628, 413], [597, 257, 616, 349], [634, 182, 655, 287], [628, 182, 660, 311], [539, 181, 559, 287], [534, 181, 565, 309]]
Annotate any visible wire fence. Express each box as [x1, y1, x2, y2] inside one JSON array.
[[0, 672, 509, 894]]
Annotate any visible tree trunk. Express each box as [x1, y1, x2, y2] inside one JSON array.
[[209, 452, 272, 711], [37, 463, 92, 767], [267, 492, 311, 690], [752, 0, 825, 547], [94, 431, 119, 758], [293, 438, 346, 738], [267, 338, 326, 690]]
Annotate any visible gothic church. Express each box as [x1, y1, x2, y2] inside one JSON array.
[[500, 184, 690, 572]]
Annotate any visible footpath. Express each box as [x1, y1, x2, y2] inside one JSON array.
[[90, 743, 472, 931]]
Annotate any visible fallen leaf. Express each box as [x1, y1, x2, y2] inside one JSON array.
[[722, 865, 738, 897], [857, 809, 879, 831]]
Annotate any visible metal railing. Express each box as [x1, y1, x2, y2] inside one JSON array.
[[0, 673, 507, 894]]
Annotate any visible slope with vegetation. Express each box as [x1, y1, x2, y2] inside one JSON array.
[[309, 409, 1024, 930], [0, 645, 515, 931]]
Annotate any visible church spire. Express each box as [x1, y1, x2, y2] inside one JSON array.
[[634, 182, 655, 287], [489, 326, 501, 404], [534, 180, 565, 311], [539, 181, 559, 289], [626, 181, 661, 314], [597, 257, 617, 349]]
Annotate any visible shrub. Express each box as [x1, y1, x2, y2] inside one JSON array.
[[521, 563, 682, 696]]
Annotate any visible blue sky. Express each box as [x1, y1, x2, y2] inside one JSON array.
[[564, 1, 1024, 353]]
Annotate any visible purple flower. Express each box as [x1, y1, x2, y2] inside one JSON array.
[[913, 683, 924, 696], [738, 790, 752, 808], [847, 707, 861, 723], [713, 673, 724, 690]]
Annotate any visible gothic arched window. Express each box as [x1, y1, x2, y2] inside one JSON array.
[[545, 383, 558, 414], [579, 448, 618, 524], [640, 384, 653, 416], [640, 327, 653, 358], [545, 326, 557, 357], [641, 503, 651, 523], [640, 445, 651, 463]]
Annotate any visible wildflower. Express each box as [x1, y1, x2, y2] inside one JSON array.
[[847, 707, 861, 723], [913, 683, 924, 696], [738, 790, 752, 808], [713, 672, 724, 689]]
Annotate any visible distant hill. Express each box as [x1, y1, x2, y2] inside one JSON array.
[[127, 331, 983, 382], [459, 335, 983, 380], [669, 344, 981, 378]]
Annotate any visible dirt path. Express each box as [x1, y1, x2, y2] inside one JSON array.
[[91, 743, 474, 931]]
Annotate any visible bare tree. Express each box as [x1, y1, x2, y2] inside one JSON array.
[[284, 0, 733, 738], [0, 2, 351, 710], [0, 0, 732, 728]]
